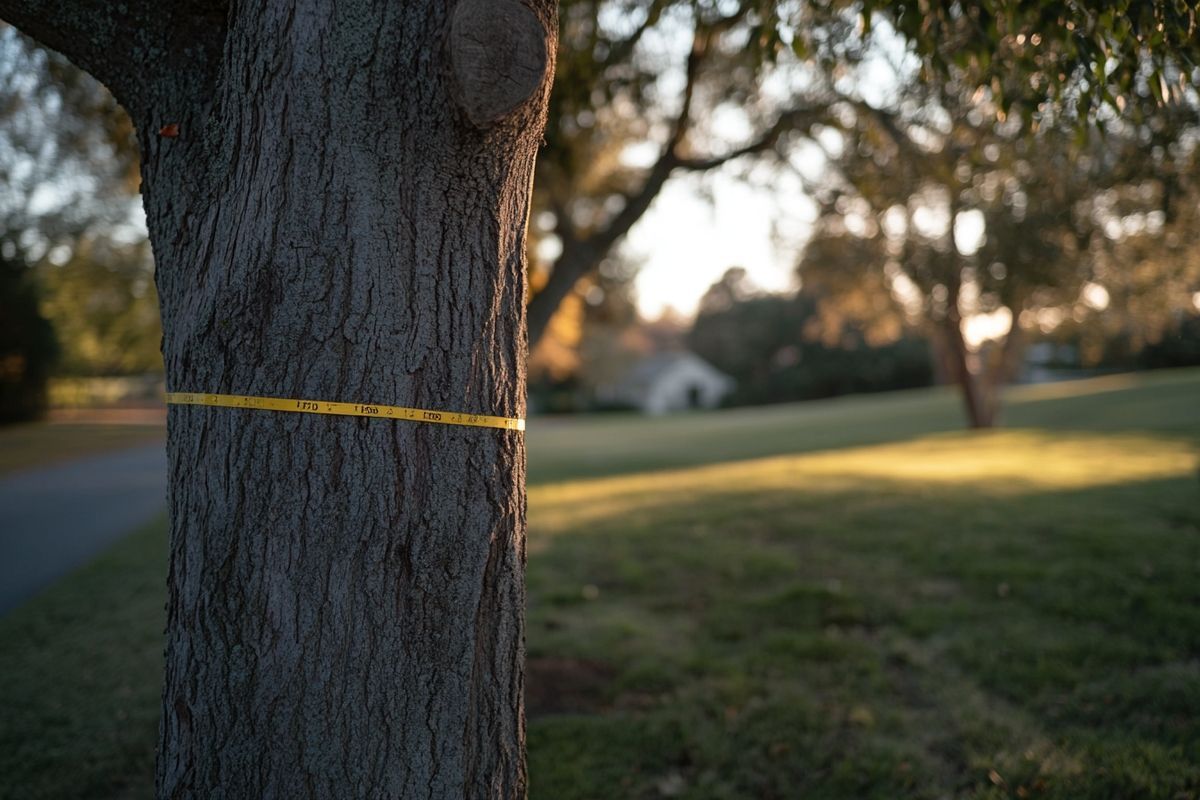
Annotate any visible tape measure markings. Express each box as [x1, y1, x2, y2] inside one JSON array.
[[165, 392, 524, 431]]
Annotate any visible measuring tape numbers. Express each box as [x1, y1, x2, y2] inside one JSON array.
[[165, 392, 525, 431]]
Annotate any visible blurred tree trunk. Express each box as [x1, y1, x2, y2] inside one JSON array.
[[981, 313, 1025, 423], [941, 284, 994, 429], [940, 318, 1027, 430], [942, 322, 988, 429], [0, 1, 555, 796]]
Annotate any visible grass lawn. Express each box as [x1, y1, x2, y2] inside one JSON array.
[[0, 423, 164, 476], [526, 369, 1200, 484], [1, 368, 1198, 799]]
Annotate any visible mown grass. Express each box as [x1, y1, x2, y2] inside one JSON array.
[[526, 369, 1200, 484], [0, 519, 166, 800], [0, 369, 1197, 799], [0, 423, 164, 476], [525, 431, 1200, 799]]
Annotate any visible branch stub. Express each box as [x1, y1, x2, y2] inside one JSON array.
[[449, 0, 549, 128]]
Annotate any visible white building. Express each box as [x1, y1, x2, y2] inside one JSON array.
[[599, 352, 735, 415]]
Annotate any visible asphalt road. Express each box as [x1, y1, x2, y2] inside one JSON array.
[[0, 443, 167, 616]]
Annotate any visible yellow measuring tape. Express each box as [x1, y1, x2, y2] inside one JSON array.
[[165, 392, 525, 431]]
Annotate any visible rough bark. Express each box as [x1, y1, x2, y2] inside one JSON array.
[[1, 1, 555, 797]]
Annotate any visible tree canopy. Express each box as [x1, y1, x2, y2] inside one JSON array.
[[526, 0, 865, 347], [797, 44, 1200, 426], [864, 0, 1200, 124], [0, 24, 145, 416]]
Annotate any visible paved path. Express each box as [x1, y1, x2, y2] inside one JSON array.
[[0, 443, 167, 616]]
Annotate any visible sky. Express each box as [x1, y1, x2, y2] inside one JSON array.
[[623, 169, 813, 320]]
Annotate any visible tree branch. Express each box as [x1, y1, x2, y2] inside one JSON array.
[[0, 0, 226, 120], [528, 101, 827, 349], [663, 6, 756, 152], [586, 21, 824, 252], [599, 0, 669, 72], [666, 23, 709, 152], [674, 105, 827, 171], [530, 16, 708, 347], [836, 94, 930, 164], [528, 3, 823, 350]]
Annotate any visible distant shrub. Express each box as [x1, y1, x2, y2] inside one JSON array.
[[0, 259, 58, 423], [688, 292, 933, 407], [1139, 313, 1200, 369]]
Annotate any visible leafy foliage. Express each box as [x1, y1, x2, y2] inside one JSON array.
[[0, 26, 154, 407], [864, 0, 1200, 125], [687, 268, 933, 406], [528, 0, 860, 349], [0, 255, 56, 421], [35, 239, 161, 376], [1138, 312, 1200, 367], [797, 50, 1200, 426]]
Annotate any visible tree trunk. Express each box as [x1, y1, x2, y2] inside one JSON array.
[[980, 313, 1024, 426], [1, 0, 555, 786], [0, 1, 555, 796], [940, 313, 994, 429]]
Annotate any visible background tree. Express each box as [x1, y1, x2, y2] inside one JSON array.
[[1058, 154, 1200, 367], [0, 24, 139, 419], [0, 252, 56, 420], [863, 0, 1200, 122], [0, 2, 557, 797], [525, 0, 862, 348], [36, 237, 161, 376], [687, 267, 932, 405], [797, 58, 1198, 427], [526, 242, 641, 412], [530, 0, 1200, 370]]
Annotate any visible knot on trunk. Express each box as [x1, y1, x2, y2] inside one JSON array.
[[449, 0, 549, 128]]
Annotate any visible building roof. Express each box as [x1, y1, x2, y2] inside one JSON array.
[[611, 351, 733, 397]]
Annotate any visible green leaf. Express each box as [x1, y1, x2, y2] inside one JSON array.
[[1149, 68, 1165, 104], [791, 34, 809, 60]]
